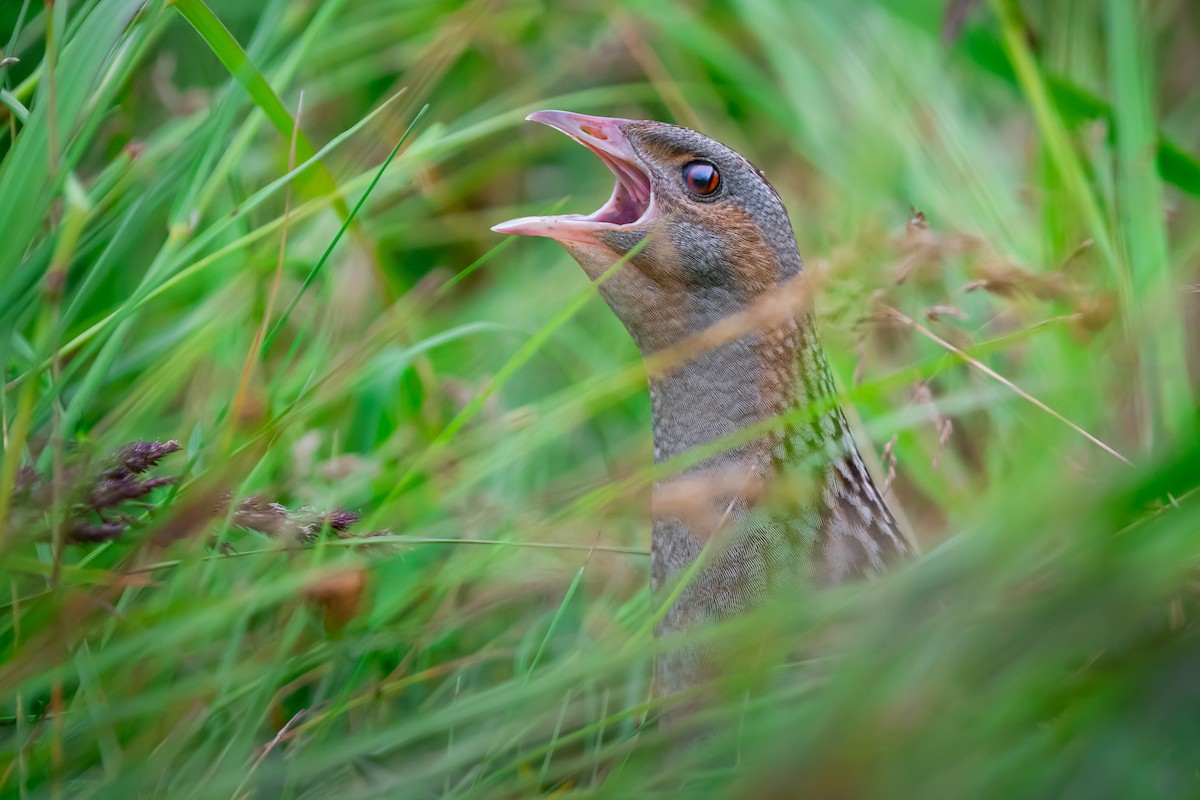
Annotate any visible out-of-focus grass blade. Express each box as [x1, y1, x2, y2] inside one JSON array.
[[0, 89, 28, 123], [527, 557, 589, 680], [878, 0, 1200, 198], [171, 0, 353, 219], [1105, 0, 1193, 443], [0, 0, 144, 308], [262, 103, 429, 354], [990, 2, 1126, 292], [32, 93, 403, 375], [371, 236, 650, 523]]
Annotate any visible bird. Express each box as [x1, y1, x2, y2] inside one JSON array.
[[493, 110, 912, 704]]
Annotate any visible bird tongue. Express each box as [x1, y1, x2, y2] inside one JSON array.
[[492, 110, 655, 245]]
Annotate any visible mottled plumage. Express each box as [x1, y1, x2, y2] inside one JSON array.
[[494, 111, 911, 703]]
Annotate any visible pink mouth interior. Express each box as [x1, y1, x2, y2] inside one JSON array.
[[567, 148, 652, 226], [492, 111, 656, 241]]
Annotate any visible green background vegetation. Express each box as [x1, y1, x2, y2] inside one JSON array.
[[1, 0, 1198, 796]]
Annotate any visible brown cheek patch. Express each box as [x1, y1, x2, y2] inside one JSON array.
[[686, 202, 802, 457], [693, 202, 780, 299]]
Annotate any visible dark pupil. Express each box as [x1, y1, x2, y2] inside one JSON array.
[[684, 162, 719, 195]]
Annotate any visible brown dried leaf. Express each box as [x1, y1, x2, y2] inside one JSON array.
[[1073, 293, 1116, 334], [305, 567, 369, 632]]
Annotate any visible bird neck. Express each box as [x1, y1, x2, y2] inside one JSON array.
[[647, 309, 906, 607], [636, 259, 910, 706], [647, 311, 830, 480]]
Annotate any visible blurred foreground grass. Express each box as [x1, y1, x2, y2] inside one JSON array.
[[1, 0, 1198, 797]]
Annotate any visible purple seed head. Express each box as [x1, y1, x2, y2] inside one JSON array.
[[69, 520, 128, 543], [90, 476, 153, 508], [106, 440, 182, 479], [325, 510, 360, 532]]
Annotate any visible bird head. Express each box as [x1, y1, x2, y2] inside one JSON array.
[[493, 111, 804, 355]]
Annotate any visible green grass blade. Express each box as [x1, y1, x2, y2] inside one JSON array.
[[171, 0, 353, 219], [1105, 0, 1193, 443], [262, 104, 429, 353]]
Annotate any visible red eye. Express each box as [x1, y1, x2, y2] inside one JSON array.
[[682, 161, 720, 196]]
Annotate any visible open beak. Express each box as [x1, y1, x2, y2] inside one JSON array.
[[491, 110, 656, 245]]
